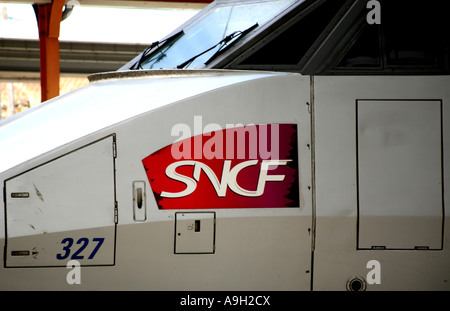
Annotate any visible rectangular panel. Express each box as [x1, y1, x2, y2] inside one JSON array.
[[175, 212, 215, 254], [5, 136, 116, 267], [357, 100, 443, 250]]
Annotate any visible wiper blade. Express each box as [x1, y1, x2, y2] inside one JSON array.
[[205, 23, 259, 66], [177, 23, 258, 69], [132, 30, 184, 70]]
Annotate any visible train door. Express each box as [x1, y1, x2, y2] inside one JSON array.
[[4, 135, 117, 268]]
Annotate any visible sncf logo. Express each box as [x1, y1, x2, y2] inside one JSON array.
[[161, 159, 291, 198], [142, 122, 299, 209]]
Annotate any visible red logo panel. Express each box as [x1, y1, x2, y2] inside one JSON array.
[[142, 124, 299, 209]]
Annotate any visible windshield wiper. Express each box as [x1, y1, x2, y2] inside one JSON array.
[[132, 30, 184, 70], [177, 23, 258, 69], [205, 23, 259, 66]]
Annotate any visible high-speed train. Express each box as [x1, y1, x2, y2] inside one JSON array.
[[1, 0, 449, 290]]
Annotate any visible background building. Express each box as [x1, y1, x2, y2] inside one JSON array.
[[0, 1, 206, 119]]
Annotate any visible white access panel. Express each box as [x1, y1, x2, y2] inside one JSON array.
[[357, 100, 443, 250], [5, 135, 117, 267], [175, 212, 215, 254]]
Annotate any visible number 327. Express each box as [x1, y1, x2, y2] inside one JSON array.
[[56, 237, 104, 260]]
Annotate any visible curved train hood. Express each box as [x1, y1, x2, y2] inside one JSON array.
[[0, 69, 286, 174]]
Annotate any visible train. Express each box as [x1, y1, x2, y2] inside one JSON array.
[[1, 0, 449, 290]]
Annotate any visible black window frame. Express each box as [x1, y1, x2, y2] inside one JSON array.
[[223, 0, 450, 75]]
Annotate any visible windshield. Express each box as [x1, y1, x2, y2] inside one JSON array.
[[137, 0, 299, 69]]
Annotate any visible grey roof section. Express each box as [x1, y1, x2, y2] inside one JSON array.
[[0, 38, 148, 75]]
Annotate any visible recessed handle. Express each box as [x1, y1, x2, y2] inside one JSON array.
[[133, 181, 146, 222], [136, 188, 143, 209], [194, 220, 200, 232]]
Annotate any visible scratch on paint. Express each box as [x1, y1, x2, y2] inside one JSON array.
[[34, 184, 44, 202]]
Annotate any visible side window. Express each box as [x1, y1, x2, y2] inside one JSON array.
[[238, 0, 346, 68], [383, 1, 444, 69], [334, 0, 449, 74], [336, 24, 381, 69]]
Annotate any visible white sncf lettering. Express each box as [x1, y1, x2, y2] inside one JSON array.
[[161, 160, 291, 198]]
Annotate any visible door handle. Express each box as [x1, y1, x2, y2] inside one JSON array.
[[133, 181, 146, 222]]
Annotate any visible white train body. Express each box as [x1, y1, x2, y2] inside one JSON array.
[[1, 0, 450, 290], [1, 70, 448, 290]]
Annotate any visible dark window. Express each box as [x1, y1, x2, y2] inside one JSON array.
[[334, 0, 450, 74], [383, 0, 446, 69], [240, 0, 346, 66], [337, 24, 381, 68]]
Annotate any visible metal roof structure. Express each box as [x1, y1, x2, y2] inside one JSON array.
[[4, 0, 210, 8], [0, 0, 212, 101], [0, 38, 148, 77]]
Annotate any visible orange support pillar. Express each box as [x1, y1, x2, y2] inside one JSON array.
[[34, 0, 65, 102]]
